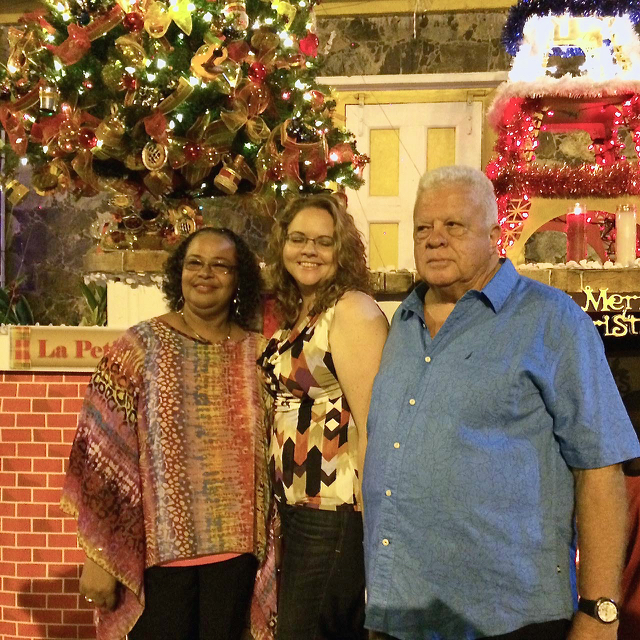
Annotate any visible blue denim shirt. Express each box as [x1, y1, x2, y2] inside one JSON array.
[[363, 259, 640, 640]]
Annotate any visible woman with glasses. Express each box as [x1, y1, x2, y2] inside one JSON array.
[[259, 194, 388, 639], [61, 228, 275, 640]]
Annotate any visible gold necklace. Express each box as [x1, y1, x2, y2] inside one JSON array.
[[180, 311, 231, 343]]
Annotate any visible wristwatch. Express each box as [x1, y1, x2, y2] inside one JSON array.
[[577, 597, 619, 623]]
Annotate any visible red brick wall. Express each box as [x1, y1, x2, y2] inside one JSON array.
[[0, 371, 96, 640]]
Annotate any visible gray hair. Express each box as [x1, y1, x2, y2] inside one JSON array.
[[416, 165, 498, 226]]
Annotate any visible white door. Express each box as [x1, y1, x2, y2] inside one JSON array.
[[345, 101, 484, 271]]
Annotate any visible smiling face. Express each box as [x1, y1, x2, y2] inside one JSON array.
[[181, 232, 238, 318], [413, 185, 501, 300], [282, 206, 337, 298]]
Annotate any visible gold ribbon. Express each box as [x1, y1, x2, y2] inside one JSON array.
[[157, 77, 194, 113]]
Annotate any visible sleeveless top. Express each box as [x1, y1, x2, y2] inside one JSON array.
[[259, 302, 360, 511]]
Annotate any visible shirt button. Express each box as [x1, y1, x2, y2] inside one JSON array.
[[386, 489, 392, 496], [382, 538, 390, 546], [394, 442, 400, 449], [425, 356, 431, 363], [409, 398, 416, 405]]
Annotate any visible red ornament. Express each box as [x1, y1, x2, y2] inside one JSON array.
[[281, 91, 291, 101], [308, 90, 325, 110], [299, 32, 319, 57], [248, 62, 268, 84], [123, 75, 138, 91], [79, 127, 98, 149], [184, 142, 202, 163], [82, 79, 94, 90], [124, 12, 144, 32]]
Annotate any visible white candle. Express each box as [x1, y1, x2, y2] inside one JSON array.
[[616, 204, 637, 266]]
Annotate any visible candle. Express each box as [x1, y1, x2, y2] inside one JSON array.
[[566, 202, 587, 263], [615, 204, 637, 266]]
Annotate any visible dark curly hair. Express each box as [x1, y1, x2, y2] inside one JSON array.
[[267, 194, 371, 327], [163, 227, 262, 329]]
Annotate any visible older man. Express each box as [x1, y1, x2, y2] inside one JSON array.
[[363, 165, 640, 640]]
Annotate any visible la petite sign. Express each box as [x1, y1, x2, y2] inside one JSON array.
[[9, 326, 124, 370]]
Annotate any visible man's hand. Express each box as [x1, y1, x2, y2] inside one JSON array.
[[568, 611, 619, 640], [79, 556, 118, 610]]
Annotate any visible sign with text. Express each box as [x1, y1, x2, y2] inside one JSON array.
[[9, 326, 124, 371], [580, 286, 640, 338]]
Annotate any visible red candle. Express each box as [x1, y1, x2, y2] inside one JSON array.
[[567, 203, 587, 263]]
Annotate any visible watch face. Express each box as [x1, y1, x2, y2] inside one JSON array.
[[596, 600, 619, 623]]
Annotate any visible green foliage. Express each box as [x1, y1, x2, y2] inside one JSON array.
[[0, 282, 35, 325], [79, 282, 107, 326]]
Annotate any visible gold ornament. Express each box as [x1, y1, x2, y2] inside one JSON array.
[[272, 0, 297, 29], [39, 84, 59, 115], [157, 76, 194, 114], [175, 216, 197, 236], [142, 141, 168, 170], [115, 34, 147, 68], [191, 42, 229, 82], [144, 1, 172, 38], [4, 179, 29, 206]]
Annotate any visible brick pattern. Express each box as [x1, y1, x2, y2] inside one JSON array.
[[0, 371, 96, 640]]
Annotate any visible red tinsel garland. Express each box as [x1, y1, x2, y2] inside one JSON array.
[[492, 162, 640, 198]]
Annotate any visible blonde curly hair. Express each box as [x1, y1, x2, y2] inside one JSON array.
[[267, 194, 372, 327]]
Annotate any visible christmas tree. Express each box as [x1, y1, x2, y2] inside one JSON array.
[[0, 0, 366, 248]]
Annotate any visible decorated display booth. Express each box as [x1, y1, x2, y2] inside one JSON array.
[[487, 0, 640, 268]]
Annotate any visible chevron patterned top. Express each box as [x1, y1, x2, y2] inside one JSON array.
[[259, 302, 360, 511]]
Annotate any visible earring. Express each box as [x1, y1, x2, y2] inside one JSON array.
[[231, 293, 240, 317], [178, 294, 185, 309]]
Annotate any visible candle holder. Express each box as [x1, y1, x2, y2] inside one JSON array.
[[615, 204, 637, 266], [566, 202, 587, 263]]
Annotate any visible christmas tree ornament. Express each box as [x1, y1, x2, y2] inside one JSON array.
[[101, 60, 126, 92], [184, 142, 202, 162], [214, 155, 245, 194], [272, 0, 297, 28], [39, 84, 60, 116], [124, 12, 144, 32], [3, 179, 29, 206], [123, 74, 138, 91], [222, 1, 250, 32], [248, 62, 268, 84], [79, 127, 98, 149], [307, 89, 325, 110], [115, 34, 147, 68], [142, 141, 169, 170], [191, 41, 229, 82], [299, 32, 319, 57], [144, 1, 172, 38], [78, 12, 91, 26]]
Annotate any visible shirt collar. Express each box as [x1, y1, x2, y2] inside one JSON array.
[[399, 258, 519, 320]]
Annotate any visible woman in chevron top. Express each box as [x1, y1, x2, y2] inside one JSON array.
[[259, 194, 388, 640]]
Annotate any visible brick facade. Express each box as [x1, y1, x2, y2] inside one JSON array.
[[0, 371, 95, 640]]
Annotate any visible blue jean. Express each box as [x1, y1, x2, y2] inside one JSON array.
[[276, 504, 367, 640]]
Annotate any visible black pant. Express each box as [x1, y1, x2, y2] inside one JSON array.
[[276, 504, 367, 640], [128, 554, 258, 640], [369, 618, 571, 640]]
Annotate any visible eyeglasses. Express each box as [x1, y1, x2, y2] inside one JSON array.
[[285, 232, 335, 249], [183, 258, 237, 276]]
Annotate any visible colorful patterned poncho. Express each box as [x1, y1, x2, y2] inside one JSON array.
[[61, 319, 274, 640]]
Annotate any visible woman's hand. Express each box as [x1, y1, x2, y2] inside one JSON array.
[[79, 556, 118, 610]]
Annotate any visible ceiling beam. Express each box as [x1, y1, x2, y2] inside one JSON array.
[[0, 0, 514, 24]]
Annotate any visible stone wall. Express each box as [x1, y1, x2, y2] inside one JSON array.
[[1, 10, 510, 325], [318, 11, 511, 76]]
